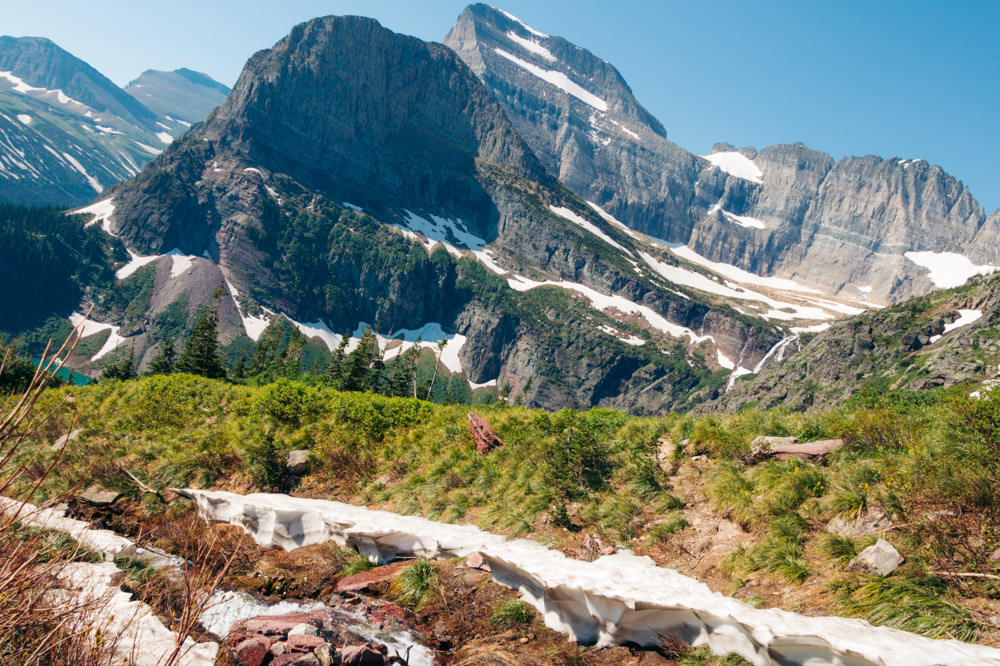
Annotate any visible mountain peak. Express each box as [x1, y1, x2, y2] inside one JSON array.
[[0, 35, 154, 126]]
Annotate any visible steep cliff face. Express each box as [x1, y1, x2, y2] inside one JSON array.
[[443, 4, 722, 243], [95, 15, 781, 413], [445, 5, 1000, 306]]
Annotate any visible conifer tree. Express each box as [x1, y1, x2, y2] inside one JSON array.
[[146, 336, 176, 375], [102, 344, 137, 381], [175, 306, 227, 379], [324, 330, 351, 387]]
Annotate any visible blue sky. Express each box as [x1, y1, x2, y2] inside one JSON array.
[[5, 1, 999, 212]]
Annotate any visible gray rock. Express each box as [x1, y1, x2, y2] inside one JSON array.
[[79, 485, 121, 507], [750, 435, 798, 448], [51, 428, 82, 452], [314, 643, 334, 666], [288, 622, 318, 636], [846, 538, 903, 576], [286, 450, 311, 476], [828, 511, 891, 538]]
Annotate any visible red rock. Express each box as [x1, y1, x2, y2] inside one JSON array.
[[287, 634, 326, 652], [336, 560, 409, 592], [271, 653, 321, 666], [341, 643, 387, 665], [235, 637, 271, 666], [468, 413, 502, 455], [465, 551, 491, 572], [240, 613, 318, 636]]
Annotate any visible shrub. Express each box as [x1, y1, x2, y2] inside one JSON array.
[[489, 599, 533, 630], [392, 558, 438, 610]]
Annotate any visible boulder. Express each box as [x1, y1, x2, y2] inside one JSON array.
[[468, 413, 503, 455], [51, 428, 82, 451], [772, 438, 844, 462], [465, 551, 491, 572], [846, 538, 903, 576], [287, 450, 311, 475], [287, 634, 326, 652], [79, 485, 122, 507], [314, 643, 334, 666], [235, 637, 272, 666], [827, 510, 891, 538], [341, 643, 387, 665], [578, 533, 615, 562]]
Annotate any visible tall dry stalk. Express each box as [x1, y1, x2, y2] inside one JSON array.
[[0, 315, 128, 665]]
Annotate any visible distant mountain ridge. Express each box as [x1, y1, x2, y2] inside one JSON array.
[[0, 36, 227, 206], [126, 68, 230, 126], [444, 4, 1000, 305]]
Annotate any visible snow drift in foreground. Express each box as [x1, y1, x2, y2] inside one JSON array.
[[0, 497, 215, 665], [174, 489, 1000, 666]]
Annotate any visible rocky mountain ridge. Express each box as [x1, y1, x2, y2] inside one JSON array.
[[444, 4, 999, 305], [0, 36, 226, 205], [70, 14, 807, 413]]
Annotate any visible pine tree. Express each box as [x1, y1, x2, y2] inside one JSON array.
[[146, 336, 176, 375], [341, 326, 377, 392], [324, 330, 351, 387], [175, 306, 227, 379], [102, 344, 137, 381]]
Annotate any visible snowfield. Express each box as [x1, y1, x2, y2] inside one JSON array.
[[904, 250, 997, 289], [702, 151, 763, 183], [494, 48, 608, 111], [175, 488, 1000, 666]]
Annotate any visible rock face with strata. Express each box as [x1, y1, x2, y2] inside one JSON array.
[[445, 5, 1000, 305], [94, 14, 780, 414]]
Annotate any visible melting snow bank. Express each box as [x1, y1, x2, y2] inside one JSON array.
[[53, 562, 218, 666], [0, 497, 214, 665], [200, 591, 435, 666], [174, 489, 1000, 665]]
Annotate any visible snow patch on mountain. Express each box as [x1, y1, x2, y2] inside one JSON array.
[[493, 49, 607, 111], [116, 249, 162, 280], [904, 251, 997, 289], [930, 309, 983, 343], [495, 7, 549, 37], [702, 151, 763, 183], [68, 312, 126, 361], [73, 198, 115, 234], [505, 31, 555, 61], [508, 274, 711, 344], [549, 205, 631, 255], [708, 203, 766, 230]]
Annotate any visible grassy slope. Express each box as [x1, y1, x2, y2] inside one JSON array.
[[20, 373, 1000, 646]]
